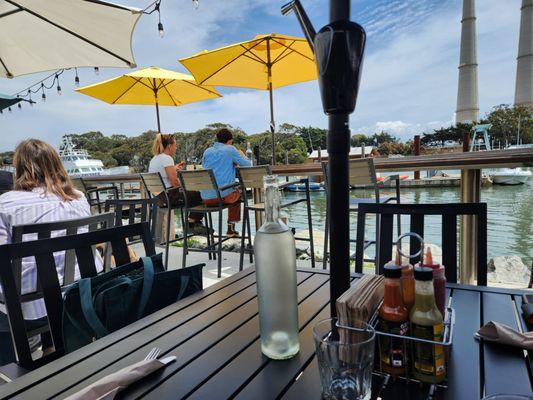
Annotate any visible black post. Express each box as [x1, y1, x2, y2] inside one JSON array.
[[327, 0, 352, 320]]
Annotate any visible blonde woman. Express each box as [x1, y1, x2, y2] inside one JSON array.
[[0, 139, 102, 365], [148, 133, 208, 234]]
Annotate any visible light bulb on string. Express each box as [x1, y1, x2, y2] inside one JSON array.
[[192, 0, 199, 9], [41, 83, 46, 102], [17, 102, 21, 109], [8, 107, 12, 113], [94, 67, 100, 75], [74, 68, 80, 87], [158, 22, 165, 38], [28, 90, 33, 107]]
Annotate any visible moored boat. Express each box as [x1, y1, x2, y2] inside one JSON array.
[[490, 168, 531, 185]]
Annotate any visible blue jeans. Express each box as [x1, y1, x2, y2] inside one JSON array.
[[0, 312, 50, 366]]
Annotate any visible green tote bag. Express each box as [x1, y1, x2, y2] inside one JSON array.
[[62, 254, 204, 353]]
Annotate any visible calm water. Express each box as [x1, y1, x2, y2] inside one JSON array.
[[277, 183, 532, 262]]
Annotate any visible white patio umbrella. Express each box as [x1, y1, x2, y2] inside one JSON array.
[[0, 0, 141, 78]]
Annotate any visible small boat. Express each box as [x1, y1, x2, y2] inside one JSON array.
[[490, 168, 531, 185], [285, 182, 324, 192]]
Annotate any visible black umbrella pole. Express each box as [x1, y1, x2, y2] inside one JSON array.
[[327, 115, 351, 319], [155, 102, 161, 133], [328, 0, 352, 319]]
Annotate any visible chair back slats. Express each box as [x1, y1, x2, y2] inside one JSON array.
[[323, 159, 377, 187], [355, 203, 488, 285], [140, 173, 166, 196], [409, 214, 425, 265], [377, 213, 394, 275], [73, 246, 98, 278], [104, 198, 159, 245], [10, 213, 115, 293], [34, 253, 64, 351], [178, 170, 216, 191], [348, 159, 376, 186], [477, 210, 488, 286], [0, 223, 155, 369], [110, 238, 131, 267], [237, 165, 271, 189], [442, 214, 458, 283]]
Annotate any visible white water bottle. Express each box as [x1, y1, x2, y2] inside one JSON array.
[[254, 175, 300, 359]]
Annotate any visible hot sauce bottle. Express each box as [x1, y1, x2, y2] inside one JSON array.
[[410, 267, 446, 383], [378, 265, 409, 375], [398, 252, 415, 311], [420, 247, 446, 317]]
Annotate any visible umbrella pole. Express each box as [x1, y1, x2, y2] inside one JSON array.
[[155, 102, 161, 132], [269, 83, 276, 165], [267, 40, 276, 165], [328, 0, 351, 319]]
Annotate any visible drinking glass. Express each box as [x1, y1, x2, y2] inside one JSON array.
[[313, 318, 375, 400]]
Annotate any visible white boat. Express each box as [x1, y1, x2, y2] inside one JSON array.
[[490, 168, 531, 185], [59, 135, 104, 178]]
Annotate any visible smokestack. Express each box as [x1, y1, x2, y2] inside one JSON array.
[[515, 0, 533, 109], [455, 0, 479, 123]]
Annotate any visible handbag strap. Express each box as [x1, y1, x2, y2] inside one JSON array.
[[136, 256, 156, 320], [79, 278, 109, 338]]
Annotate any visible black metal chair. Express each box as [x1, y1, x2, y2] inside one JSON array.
[[355, 202, 488, 285], [104, 198, 159, 256], [322, 158, 401, 269], [0, 223, 155, 371], [72, 177, 119, 214], [236, 165, 316, 271], [139, 172, 190, 269], [8, 212, 116, 302], [178, 169, 239, 278]]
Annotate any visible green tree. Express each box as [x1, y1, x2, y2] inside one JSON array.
[[485, 104, 532, 146]]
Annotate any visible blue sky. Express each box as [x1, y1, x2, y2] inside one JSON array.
[[0, 0, 522, 151]]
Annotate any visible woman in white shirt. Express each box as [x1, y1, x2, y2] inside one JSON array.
[[148, 134, 208, 234], [0, 139, 101, 366]]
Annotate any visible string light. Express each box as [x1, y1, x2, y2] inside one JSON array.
[[94, 67, 100, 75], [74, 68, 80, 87], [56, 74, 62, 95], [192, 0, 199, 9], [143, 0, 166, 38], [41, 83, 46, 102], [28, 90, 33, 106], [8, 107, 12, 113]]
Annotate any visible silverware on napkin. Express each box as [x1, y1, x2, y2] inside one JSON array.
[[64, 348, 176, 400]]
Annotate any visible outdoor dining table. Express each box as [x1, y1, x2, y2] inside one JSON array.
[[0, 267, 530, 399]]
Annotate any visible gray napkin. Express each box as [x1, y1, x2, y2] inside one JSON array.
[[476, 321, 533, 351], [64, 357, 173, 400]]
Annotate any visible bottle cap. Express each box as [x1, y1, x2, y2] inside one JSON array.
[[384, 265, 402, 278], [414, 267, 433, 281]]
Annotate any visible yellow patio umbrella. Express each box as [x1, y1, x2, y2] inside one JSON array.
[[76, 66, 221, 132], [179, 33, 316, 164]]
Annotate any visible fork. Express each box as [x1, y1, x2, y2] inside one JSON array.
[[144, 347, 161, 361]]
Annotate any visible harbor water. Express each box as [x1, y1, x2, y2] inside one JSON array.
[[278, 183, 532, 262]]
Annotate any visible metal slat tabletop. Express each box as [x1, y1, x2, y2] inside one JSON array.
[[0, 268, 530, 400]]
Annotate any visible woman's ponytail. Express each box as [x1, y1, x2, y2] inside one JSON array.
[[152, 133, 175, 155]]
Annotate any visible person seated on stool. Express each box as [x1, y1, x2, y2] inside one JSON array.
[[201, 128, 251, 237], [149, 133, 210, 235]]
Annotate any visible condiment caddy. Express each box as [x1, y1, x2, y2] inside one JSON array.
[[336, 232, 456, 389]]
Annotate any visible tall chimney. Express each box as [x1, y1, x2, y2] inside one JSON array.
[[515, 0, 533, 109], [455, 0, 479, 123]]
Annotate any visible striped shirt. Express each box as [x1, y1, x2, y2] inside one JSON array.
[[0, 188, 103, 320]]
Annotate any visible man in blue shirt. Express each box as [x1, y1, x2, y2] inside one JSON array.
[[202, 129, 251, 237]]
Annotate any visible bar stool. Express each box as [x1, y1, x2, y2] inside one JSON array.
[[178, 169, 240, 278], [322, 158, 401, 270], [237, 165, 316, 271]]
